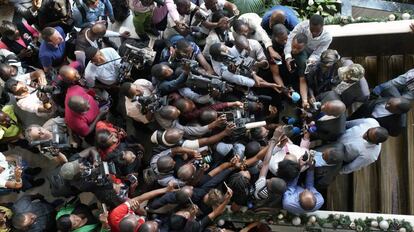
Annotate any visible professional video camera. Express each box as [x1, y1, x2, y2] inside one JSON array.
[[118, 43, 156, 83], [132, 93, 168, 114], [222, 108, 266, 131], [30, 123, 71, 159], [81, 160, 117, 186], [186, 73, 233, 94], [222, 51, 256, 76], [180, 58, 234, 93]]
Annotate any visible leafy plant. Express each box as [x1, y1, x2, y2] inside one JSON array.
[[281, 0, 340, 20]]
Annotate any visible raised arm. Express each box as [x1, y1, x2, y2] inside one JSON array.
[[198, 123, 235, 147]]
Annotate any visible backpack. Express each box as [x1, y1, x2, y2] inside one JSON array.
[[48, 166, 79, 197]]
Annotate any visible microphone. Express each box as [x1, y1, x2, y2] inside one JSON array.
[[245, 121, 266, 129]]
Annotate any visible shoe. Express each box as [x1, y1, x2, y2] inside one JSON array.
[[31, 178, 45, 188], [24, 167, 42, 176]]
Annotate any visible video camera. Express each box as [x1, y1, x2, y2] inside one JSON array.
[[186, 73, 233, 94], [30, 123, 71, 158], [118, 43, 156, 82], [180, 58, 234, 94], [81, 160, 117, 186], [132, 93, 168, 114], [222, 108, 266, 131], [222, 51, 256, 76]]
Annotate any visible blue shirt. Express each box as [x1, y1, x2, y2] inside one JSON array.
[[282, 169, 324, 215], [72, 0, 115, 28], [261, 5, 300, 34], [39, 26, 66, 68]]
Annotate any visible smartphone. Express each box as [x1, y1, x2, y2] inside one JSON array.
[[274, 58, 282, 65], [127, 174, 138, 184]]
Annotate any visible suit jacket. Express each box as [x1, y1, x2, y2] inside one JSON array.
[[349, 97, 406, 137], [314, 113, 346, 141], [314, 144, 344, 189], [339, 77, 370, 107], [313, 92, 345, 141]]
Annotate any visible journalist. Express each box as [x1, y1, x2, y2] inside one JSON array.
[[84, 47, 121, 88]]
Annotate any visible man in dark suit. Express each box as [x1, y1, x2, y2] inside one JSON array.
[[313, 143, 345, 189], [309, 92, 347, 142], [349, 97, 411, 136]]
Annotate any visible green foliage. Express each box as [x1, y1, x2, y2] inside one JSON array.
[[280, 0, 340, 20]]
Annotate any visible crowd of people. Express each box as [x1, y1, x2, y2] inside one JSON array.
[[0, 0, 412, 231]]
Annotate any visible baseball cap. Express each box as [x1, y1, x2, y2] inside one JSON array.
[[59, 160, 81, 180], [338, 64, 365, 82]]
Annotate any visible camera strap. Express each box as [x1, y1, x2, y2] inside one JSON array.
[[96, 57, 123, 66]]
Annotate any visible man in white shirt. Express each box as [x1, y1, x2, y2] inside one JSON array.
[[284, 14, 332, 64], [120, 79, 155, 124], [337, 118, 388, 174], [84, 47, 121, 88], [0, 153, 44, 193], [198, 0, 238, 35], [232, 14, 281, 62], [4, 79, 55, 118], [163, 0, 198, 39]]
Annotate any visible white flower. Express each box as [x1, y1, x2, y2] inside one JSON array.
[[308, 0, 314, 6], [317, 5, 324, 12]]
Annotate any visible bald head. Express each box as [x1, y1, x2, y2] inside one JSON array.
[[164, 128, 184, 144], [68, 95, 89, 113], [157, 156, 175, 173], [174, 98, 195, 113], [138, 221, 159, 232], [270, 10, 286, 28], [200, 110, 218, 125], [177, 163, 195, 182], [91, 22, 107, 38], [234, 35, 250, 52], [176, 185, 193, 205], [386, 97, 411, 114], [119, 214, 139, 232], [59, 65, 80, 83], [159, 105, 180, 120], [321, 100, 346, 117], [299, 190, 316, 211]]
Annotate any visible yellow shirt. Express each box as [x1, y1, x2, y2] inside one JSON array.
[[0, 105, 21, 140]]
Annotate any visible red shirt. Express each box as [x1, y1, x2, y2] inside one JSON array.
[[64, 85, 99, 137], [109, 202, 145, 232], [96, 121, 127, 160]]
